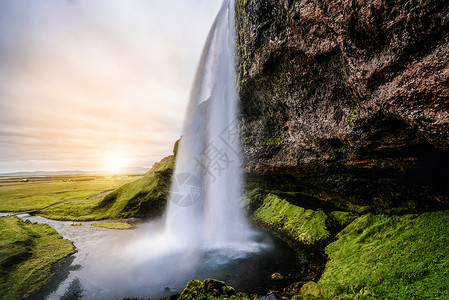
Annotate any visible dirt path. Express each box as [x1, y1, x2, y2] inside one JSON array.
[[4, 190, 113, 216]]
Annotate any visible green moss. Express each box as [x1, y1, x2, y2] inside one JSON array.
[[259, 126, 290, 146], [91, 222, 132, 230], [271, 272, 284, 280], [179, 278, 237, 300], [173, 139, 180, 156], [236, 0, 250, 87], [37, 155, 175, 221], [347, 106, 357, 126], [299, 211, 449, 299], [260, 137, 288, 146], [329, 211, 357, 228], [246, 155, 442, 214], [0, 216, 74, 299], [251, 193, 330, 245]]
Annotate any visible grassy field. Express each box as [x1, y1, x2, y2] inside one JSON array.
[[37, 155, 174, 221], [0, 216, 74, 299], [0, 175, 143, 211]]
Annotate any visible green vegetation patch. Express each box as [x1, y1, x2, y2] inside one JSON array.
[[179, 278, 237, 300], [347, 106, 357, 126], [298, 210, 449, 299], [37, 155, 175, 221], [0, 175, 142, 211], [329, 211, 357, 228], [91, 222, 132, 230], [251, 193, 330, 245], [0, 216, 74, 299], [36, 196, 104, 221]]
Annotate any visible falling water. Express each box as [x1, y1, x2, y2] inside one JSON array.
[[165, 0, 252, 247], [20, 2, 304, 299]]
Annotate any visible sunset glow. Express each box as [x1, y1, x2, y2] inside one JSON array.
[[0, 0, 222, 173], [105, 154, 127, 173]]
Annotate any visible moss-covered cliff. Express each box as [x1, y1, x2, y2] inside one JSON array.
[[236, 0, 449, 211]]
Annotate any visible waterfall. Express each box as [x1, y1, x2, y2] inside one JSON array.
[[165, 0, 252, 248]]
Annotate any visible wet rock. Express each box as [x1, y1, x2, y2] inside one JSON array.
[[237, 0, 449, 210]]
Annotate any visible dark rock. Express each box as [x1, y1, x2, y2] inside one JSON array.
[[236, 0, 449, 210], [168, 293, 180, 300], [260, 293, 277, 300]]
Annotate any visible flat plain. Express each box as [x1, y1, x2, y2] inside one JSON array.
[[0, 175, 143, 212]]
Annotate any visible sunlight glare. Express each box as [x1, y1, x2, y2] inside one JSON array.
[[105, 154, 126, 173]]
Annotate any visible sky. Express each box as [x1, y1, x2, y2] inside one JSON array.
[[0, 0, 223, 173]]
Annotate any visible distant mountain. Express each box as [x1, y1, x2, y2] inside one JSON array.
[[0, 167, 150, 177]]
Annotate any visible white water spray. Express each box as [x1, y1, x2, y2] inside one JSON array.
[[165, 0, 252, 247]]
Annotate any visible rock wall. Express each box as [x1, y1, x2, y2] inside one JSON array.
[[236, 0, 449, 210]]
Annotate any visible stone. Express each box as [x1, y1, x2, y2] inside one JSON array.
[[237, 0, 449, 210]]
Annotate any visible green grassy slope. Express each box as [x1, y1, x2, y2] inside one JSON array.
[[246, 190, 356, 247], [251, 193, 331, 245], [296, 211, 449, 299], [246, 190, 449, 299], [37, 155, 175, 221], [0, 216, 74, 299]]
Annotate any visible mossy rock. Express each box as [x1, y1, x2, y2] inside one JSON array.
[[329, 211, 357, 228], [179, 279, 236, 299], [248, 193, 331, 246]]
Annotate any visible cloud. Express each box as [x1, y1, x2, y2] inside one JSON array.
[[0, 0, 223, 173]]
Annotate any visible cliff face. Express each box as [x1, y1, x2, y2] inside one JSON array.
[[236, 0, 449, 210]]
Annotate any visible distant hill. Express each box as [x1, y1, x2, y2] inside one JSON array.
[[36, 141, 179, 221], [0, 167, 150, 178]]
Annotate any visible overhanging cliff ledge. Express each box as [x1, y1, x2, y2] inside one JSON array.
[[237, 0, 449, 211]]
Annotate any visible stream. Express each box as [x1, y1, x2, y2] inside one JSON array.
[[18, 214, 304, 300]]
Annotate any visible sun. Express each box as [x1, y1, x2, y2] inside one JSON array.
[[105, 154, 126, 173]]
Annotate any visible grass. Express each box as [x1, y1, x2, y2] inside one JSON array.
[[36, 196, 105, 221], [91, 222, 132, 230], [250, 193, 331, 245], [37, 155, 175, 221], [0, 216, 74, 299], [247, 190, 449, 299], [0, 175, 142, 212], [296, 210, 449, 299]]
